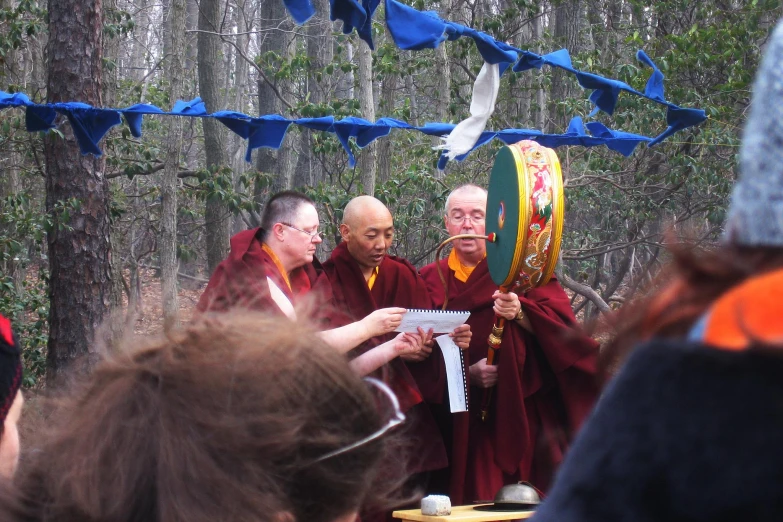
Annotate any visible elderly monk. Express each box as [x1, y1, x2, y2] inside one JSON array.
[[419, 184, 600, 502], [323, 195, 470, 479], [197, 190, 420, 375]]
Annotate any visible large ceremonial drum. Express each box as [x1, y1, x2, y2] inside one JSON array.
[[486, 140, 564, 290]]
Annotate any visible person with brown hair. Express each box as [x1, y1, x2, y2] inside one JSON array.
[[533, 18, 783, 522], [0, 313, 406, 522]]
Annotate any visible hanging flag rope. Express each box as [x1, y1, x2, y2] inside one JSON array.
[[1, 90, 660, 167], [0, 0, 706, 168], [282, 0, 707, 157]]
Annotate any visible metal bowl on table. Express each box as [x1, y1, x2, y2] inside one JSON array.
[[473, 481, 541, 512]]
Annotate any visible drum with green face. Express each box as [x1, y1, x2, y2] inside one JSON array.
[[485, 140, 564, 291]]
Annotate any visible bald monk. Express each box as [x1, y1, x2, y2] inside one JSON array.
[[198, 190, 421, 375], [323, 195, 470, 478], [419, 184, 601, 502]]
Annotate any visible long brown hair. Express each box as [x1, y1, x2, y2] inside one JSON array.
[[602, 241, 783, 369], [0, 313, 400, 522]]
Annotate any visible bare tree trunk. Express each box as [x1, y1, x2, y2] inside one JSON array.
[[103, 0, 125, 324], [199, 0, 231, 273], [231, 0, 250, 233], [533, 2, 546, 131], [45, 0, 111, 378], [128, 177, 143, 315], [377, 72, 396, 185], [434, 45, 451, 117], [255, 0, 296, 193], [338, 40, 355, 98], [255, 0, 281, 200], [404, 51, 417, 124], [295, 0, 333, 187], [432, 40, 451, 177], [548, 0, 582, 132], [160, 0, 187, 330], [130, 0, 149, 82], [185, 0, 199, 73], [356, 39, 376, 195]]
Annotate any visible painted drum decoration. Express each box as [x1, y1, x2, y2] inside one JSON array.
[[485, 140, 564, 291]]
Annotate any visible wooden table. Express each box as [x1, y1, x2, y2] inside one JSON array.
[[392, 505, 535, 522]]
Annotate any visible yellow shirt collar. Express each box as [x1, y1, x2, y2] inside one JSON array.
[[367, 266, 380, 290], [448, 249, 485, 283]]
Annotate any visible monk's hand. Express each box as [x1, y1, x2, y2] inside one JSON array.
[[449, 324, 472, 350], [363, 307, 407, 338], [492, 290, 521, 321], [469, 358, 498, 388], [400, 327, 432, 362], [392, 332, 421, 359]]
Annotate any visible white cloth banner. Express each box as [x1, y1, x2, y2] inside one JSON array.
[[436, 61, 500, 161]]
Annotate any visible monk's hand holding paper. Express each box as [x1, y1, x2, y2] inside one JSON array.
[[401, 327, 433, 362], [362, 307, 407, 338], [449, 324, 472, 350], [393, 332, 424, 359], [470, 358, 498, 388]]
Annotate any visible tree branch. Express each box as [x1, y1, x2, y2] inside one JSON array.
[[138, 263, 209, 283], [106, 164, 199, 179], [557, 268, 611, 314]]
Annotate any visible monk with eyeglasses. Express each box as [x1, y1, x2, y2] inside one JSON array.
[[419, 184, 601, 502], [197, 190, 421, 374]]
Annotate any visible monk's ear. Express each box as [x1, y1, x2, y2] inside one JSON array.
[[443, 214, 449, 228], [272, 223, 286, 241], [339, 223, 350, 242]]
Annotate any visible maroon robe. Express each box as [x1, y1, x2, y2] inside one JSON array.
[[323, 241, 448, 474], [197, 227, 334, 319], [419, 258, 600, 503]]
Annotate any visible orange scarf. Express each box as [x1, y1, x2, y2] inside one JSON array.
[[261, 243, 292, 292], [447, 249, 485, 283]]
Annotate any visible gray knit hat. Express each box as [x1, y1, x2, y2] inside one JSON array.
[[724, 19, 783, 246]]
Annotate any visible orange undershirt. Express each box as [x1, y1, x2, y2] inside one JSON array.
[[448, 249, 486, 283], [367, 266, 380, 290], [261, 243, 292, 292]]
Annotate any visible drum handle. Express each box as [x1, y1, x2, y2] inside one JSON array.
[[480, 285, 508, 422], [434, 233, 496, 310]]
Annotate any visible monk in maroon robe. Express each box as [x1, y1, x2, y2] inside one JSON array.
[[198, 191, 417, 368], [323, 195, 452, 476], [419, 185, 600, 503], [196, 226, 332, 315], [197, 192, 332, 317]]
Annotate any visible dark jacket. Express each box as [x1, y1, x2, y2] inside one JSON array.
[[534, 339, 783, 522]]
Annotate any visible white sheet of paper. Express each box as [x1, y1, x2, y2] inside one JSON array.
[[395, 309, 471, 334], [436, 335, 468, 413]]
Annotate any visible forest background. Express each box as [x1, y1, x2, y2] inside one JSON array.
[[0, 0, 780, 386]]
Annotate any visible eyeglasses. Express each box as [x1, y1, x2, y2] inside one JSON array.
[[280, 222, 324, 240], [311, 377, 405, 463], [448, 214, 486, 225]]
